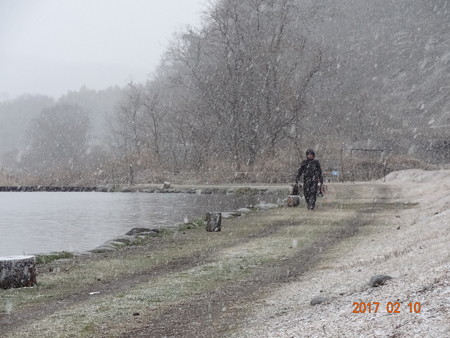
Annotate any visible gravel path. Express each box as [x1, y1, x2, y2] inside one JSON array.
[[234, 169, 450, 337]]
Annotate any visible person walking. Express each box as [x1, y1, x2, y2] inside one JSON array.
[[296, 149, 323, 210]]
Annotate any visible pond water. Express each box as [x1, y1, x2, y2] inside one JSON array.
[[0, 191, 279, 256]]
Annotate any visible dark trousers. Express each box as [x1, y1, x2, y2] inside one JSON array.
[[303, 180, 318, 209]]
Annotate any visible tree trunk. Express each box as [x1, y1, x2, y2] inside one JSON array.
[[0, 256, 37, 289], [205, 212, 222, 232]]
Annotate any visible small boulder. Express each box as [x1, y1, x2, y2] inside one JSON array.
[[221, 212, 234, 219], [255, 203, 279, 210], [369, 274, 393, 287], [310, 296, 327, 306], [228, 210, 242, 216], [90, 245, 116, 253], [222, 211, 242, 219], [106, 240, 126, 248], [113, 235, 138, 245], [237, 208, 252, 214], [126, 228, 152, 236]]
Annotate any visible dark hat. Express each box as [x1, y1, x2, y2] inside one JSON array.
[[306, 149, 315, 156]]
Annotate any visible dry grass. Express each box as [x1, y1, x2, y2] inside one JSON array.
[[2, 170, 448, 337], [2, 186, 365, 337]]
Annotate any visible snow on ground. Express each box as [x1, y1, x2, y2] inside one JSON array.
[[236, 169, 450, 338]]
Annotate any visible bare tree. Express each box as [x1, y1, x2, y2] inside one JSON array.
[[21, 104, 90, 184], [110, 82, 145, 161], [164, 0, 322, 171]]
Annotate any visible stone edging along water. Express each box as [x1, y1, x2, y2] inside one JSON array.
[[89, 185, 284, 253], [32, 185, 287, 260], [89, 202, 281, 254], [0, 184, 284, 195], [0, 186, 97, 192]]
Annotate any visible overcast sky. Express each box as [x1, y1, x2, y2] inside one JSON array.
[[0, 0, 206, 100]]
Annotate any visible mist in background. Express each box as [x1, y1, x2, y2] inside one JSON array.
[[0, 0, 448, 186], [0, 0, 205, 100]]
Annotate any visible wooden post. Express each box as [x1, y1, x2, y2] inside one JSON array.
[[0, 256, 37, 289], [205, 212, 222, 232]]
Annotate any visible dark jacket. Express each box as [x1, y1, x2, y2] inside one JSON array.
[[296, 159, 323, 184]]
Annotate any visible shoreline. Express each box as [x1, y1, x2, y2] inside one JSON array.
[[1, 185, 287, 258], [0, 183, 290, 194], [1, 169, 448, 337]]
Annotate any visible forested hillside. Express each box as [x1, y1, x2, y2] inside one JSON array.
[[305, 0, 449, 161], [0, 0, 448, 184]]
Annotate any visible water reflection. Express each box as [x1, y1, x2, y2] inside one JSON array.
[[0, 191, 276, 256]]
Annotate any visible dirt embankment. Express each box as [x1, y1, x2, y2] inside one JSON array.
[[1, 169, 448, 337]]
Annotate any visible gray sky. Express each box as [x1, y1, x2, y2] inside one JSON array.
[[0, 0, 206, 100]]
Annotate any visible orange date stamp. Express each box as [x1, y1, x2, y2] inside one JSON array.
[[352, 302, 421, 314]]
